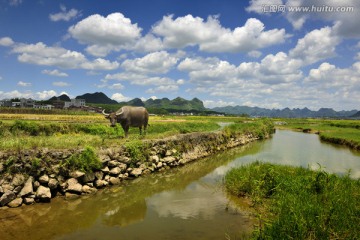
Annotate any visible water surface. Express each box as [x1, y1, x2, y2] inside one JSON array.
[[1, 130, 359, 240]]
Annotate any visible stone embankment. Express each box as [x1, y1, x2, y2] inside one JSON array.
[[0, 130, 271, 208]]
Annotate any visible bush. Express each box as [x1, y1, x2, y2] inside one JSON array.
[[62, 146, 102, 172]]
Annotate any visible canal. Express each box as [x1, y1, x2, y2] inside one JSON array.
[[1, 130, 359, 240]]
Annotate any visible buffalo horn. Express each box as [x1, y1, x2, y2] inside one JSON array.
[[102, 109, 110, 117], [115, 108, 123, 116]]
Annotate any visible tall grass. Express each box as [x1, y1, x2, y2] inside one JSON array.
[[225, 162, 360, 239]]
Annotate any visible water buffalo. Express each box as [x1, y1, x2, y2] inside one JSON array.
[[102, 106, 149, 137]]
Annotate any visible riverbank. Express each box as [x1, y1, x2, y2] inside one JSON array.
[[0, 119, 274, 208], [276, 118, 360, 150], [225, 162, 360, 239]]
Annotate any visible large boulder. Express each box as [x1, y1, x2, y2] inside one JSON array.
[[19, 177, 34, 197], [66, 178, 82, 194], [0, 190, 15, 206], [36, 186, 51, 201]]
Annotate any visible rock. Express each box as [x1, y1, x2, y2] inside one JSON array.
[[0, 163, 4, 173], [81, 172, 95, 183], [109, 177, 120, 185], [165, 150, 172, 156], [19, 177, 33, 197], [120, 157, 131, 164], [0, 190, 16, 206], [109, 167, 121, 175], [33, 181, 40, 190], [39, 174, 49, 185], [8, 198, 23, 208], [162, 156, 176, 163], [69, 171, 85, 179], [108, 160, 119, 167], [119, 163, 127, 172], [11, 174, 25, 186], [66, 178, 82, 194], [130, 168, 142, 177], [150, 155, 159, 163], [35, 186, 51, 201], [24, 197, 35, 205], [95, 171, 104, 180], [156, 162, 163, 168], [48, 178, 59, 190], [0, 186, 3, 194], [2, 183, 14, 192], [82, 185, 97, 194], [101, 166, 109, 174], [94, 180, 108, 188]]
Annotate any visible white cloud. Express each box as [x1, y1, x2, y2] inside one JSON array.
[[248, 50, 262, 58], [109, 83, 124, 90], [0, 90, 58, 100], [10, 41, 119, 70], [80, 58, 119, 70], [42, 69, 68, 77], [152, 15, 288, 53], [68, 13, 142, 57], [203, 99, 236, 108], [121, 51, 179, 74], [111, 93, 131, 102], [36, 90, 57, 100], [0, 37, 14, 47], [52, 81, 71, 87], [246, 0, 283, 14], [247, 0, 360, 38], [49, 5, 81, 22], [289, 26, 340, 65], [133, 34, 164, 52], [17, 81, 31, 87]]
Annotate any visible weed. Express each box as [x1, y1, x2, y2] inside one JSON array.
[[225, 162, 360, 239], [62, 146, 102, 172]]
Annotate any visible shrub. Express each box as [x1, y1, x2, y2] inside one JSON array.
[[62, 146, 102, 172]]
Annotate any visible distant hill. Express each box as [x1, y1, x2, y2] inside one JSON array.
[[48, 94, 71, 102], [76, 92, 118, 104], [212, 105, 358, 118], [351, 111, 360, 118], [144, 97, 206, 111]]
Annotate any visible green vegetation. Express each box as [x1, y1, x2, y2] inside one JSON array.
[[224, 118, 274, 139], [225, 162, 360, 239], [277, 118, 360, 150], [61, 146, 102, 172]]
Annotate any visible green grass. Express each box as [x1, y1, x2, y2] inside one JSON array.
[[225, 162, 360, 239], [224, 118, 274, 139], [277, 118, 360, 150]]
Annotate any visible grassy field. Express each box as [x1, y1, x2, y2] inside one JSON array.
[[225, 162, 360, 239], [276, 118, 360, 150], [0, 113, 256, 150]]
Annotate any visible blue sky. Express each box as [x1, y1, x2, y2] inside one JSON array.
[[0, 0, 359, 110]]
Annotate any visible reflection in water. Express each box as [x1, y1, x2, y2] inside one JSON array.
[[1, 130, 359, 240]]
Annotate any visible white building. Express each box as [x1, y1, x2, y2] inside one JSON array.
[[34, 104, 53, 110], [64, 99, 86, 108]]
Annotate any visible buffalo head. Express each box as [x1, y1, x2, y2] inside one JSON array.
[[102, 109, 123, 127]]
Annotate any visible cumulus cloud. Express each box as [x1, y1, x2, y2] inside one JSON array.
[[68, 13, 142, 56], [49, 5, 81, 22], [121, 51, 179, 74], [0, 90, 58, 100], [42, 69, 68, 77], [289, 26, 340, 65], [152, 15, 288, 53], [111, 93, 131, 102], [0, 37, 14, 46], [17, 81, 31, 87], [10, 41, 119, 70], [247, 0, 360, 38]]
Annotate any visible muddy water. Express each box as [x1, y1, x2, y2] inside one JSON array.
[[1, 130, 360, 240]]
